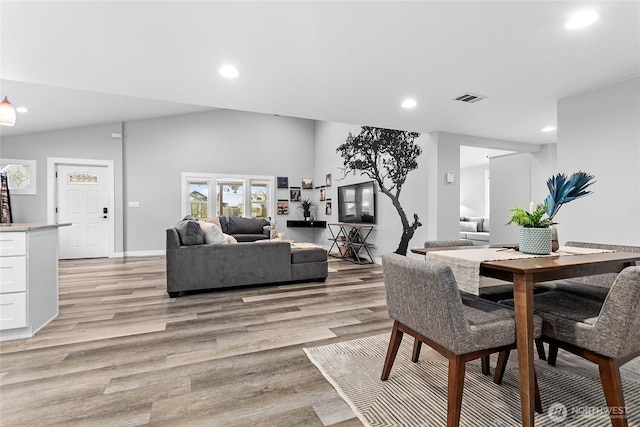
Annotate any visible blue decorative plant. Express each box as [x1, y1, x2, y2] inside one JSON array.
[[544, 171, 595, 221]]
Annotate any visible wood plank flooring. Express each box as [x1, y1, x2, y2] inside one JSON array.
[[0, 256, 390, 426]]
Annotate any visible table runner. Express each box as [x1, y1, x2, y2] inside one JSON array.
[[425, 246, 613, 295]]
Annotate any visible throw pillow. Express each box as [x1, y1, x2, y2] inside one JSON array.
[[202, 217, 222, 229], [467, 216, 485, 232], [199, 221, 226, 245], [175, 218, 205, 246], [460, 221, 479, 232], [224, 234, 238, 244], [483, 217, 490, 232]]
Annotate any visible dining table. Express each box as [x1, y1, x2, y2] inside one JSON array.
[[412, 245, 640, 427]]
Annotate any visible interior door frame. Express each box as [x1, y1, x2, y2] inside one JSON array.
[[47, 157, 115, 258]]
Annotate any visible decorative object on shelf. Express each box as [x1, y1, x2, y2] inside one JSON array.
[[302, 178, 313, 189], [337, 126, 422, 255], [277, 176, 289, 189], [301, 198, 313, 221], [544, 171, 596, 252], [508, 204, 552, 254], [0, 172, 13, 223], [265, 217, 278, 239], [326, 174, 332, 187], [277, 200, 289, 215], [325, 201, 332, 215], [289, 188, 301, 202]]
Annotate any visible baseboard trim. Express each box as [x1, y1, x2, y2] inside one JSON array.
[[122, 250, 165, 257]]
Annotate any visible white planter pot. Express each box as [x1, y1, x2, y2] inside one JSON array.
[[519, 228, 551, 255]]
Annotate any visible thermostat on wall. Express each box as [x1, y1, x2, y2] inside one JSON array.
[[446, 172, 455, 183]]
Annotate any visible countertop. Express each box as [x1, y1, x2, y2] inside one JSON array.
[[0, 223, 72, 232]]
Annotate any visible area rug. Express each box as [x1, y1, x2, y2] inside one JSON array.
[[304, 334, 640, 427]]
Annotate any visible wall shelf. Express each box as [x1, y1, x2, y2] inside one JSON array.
[[286, 220, 327, 228]]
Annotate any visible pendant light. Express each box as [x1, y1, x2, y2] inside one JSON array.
[[0, 91, 16, 126]]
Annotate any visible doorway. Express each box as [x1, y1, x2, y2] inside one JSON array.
[[47, 158, 115, 259]]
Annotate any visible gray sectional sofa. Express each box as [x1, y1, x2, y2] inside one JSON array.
[[166, 227, 328, 297], [459, 216, 490, 245]]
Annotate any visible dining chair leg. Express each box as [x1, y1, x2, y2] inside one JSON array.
[[534, 371, 543, 414], [493, 350, 510, 384], [535, 338, 546, 361], [447, 355, 466, 427], [481, 355, 490, 376], [547, 343, 558, 366], [381, 320, 404, 381], [412, 338, 422, 363], [598, 357, 627, 427]]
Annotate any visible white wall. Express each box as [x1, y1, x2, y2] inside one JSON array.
[[0, 122, 125, 253], [460, 164, 487, 218], [123, 110, 316, 253], [314, 121, 431, 261], [557, 76, 640, 245], [428, 132, 546, 245]]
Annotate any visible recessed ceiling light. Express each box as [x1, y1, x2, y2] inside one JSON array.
[[219, 65, 239, 79], [542, 126, 556, 132], [16, 106, 29, 113], [565, 10, 599, 30], [401, 99, 417, 109]]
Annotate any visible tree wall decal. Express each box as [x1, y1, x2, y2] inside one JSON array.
[[336, 126, 422, 255]]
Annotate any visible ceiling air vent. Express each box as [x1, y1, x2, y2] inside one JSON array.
[[453, 93, 487, 103]]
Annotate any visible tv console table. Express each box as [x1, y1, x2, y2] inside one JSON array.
[[328, 222, 374, 264]]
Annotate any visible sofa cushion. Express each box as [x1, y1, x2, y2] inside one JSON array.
[[175, 219, 205, 246], [483, 217, 490, 232], [228, 217, 269, 234], [467, 216, 485, 232], [291, 247, 327, 264], [460, 221, 479, 232], [199, 221, 227, 245]]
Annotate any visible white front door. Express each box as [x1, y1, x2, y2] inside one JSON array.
[[56, 165, 109, 259]]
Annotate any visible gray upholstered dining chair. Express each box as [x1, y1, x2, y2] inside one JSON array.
[[496, 266, 640, 427], [413, 239, 527, 366], [423, 239, 474, 248], [381, 253, 542, 427], [534, 241, 640, 301], [412, 239, 475, 363], [533, 242, 640, 363]]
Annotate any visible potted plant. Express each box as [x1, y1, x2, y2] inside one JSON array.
[[544, 171, 595, 251], [301, 199, 313, 221], [508, 204, 553, 254]]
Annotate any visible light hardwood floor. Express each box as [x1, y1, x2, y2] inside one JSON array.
[[0, 256, 390, 426]]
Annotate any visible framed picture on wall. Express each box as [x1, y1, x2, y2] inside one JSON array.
[[319, 187, 326, 201], [290, 189, 301, 202], [277, 201, 289, 215], [326, 174, 332, 187], [302, 178, 313, 189], [325, 201, 332, 215], [277, 176, 289, 188]]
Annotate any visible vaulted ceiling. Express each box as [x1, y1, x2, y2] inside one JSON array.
[[1, 1, 638, 143]]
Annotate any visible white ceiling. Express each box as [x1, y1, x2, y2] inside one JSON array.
[[1, 1, 638, 143]]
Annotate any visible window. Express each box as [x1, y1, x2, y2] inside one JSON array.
[[182, 173, 274, 220], [188, 181, 209, 219]]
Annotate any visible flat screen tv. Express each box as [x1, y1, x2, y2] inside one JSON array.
[[337, 180, 376, 224]]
